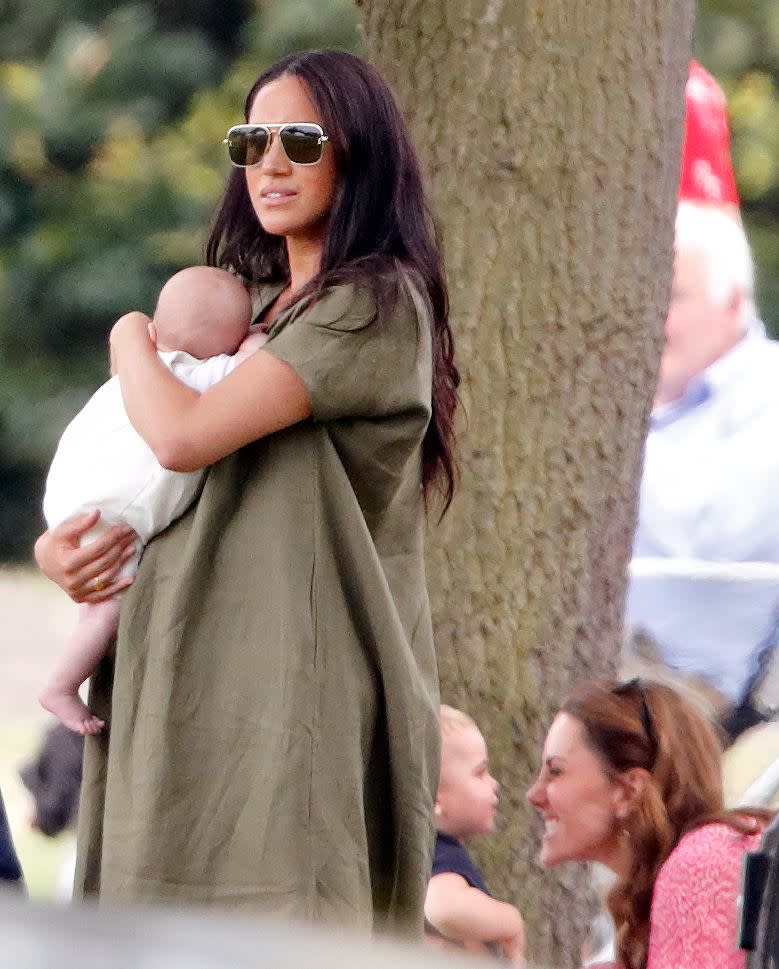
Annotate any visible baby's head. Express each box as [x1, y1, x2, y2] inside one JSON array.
[[153, 266, 252, 358], [435, 705, 499, 841]]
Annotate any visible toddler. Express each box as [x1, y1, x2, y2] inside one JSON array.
[[425, 704, 526, 965], [40, 266, 265, 734]]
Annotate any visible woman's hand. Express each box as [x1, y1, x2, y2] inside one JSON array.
[[109, 311, 153, 365], [34, 511, 138, 604]]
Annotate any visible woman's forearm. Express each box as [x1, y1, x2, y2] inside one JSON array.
[[113, 313, 201, 468], [111, 311, 310, 471]]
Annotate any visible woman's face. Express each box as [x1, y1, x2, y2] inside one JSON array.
[[526, 713, 625, 870], [245, 75, 338, 247]]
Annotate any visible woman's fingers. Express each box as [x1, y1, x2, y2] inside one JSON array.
[[53, 509, 101, 543], [68, 543, 137, 602], [69, 535, 137, 588], [66, 522, 136, 572], [80, 576, 134, 605], [35, 513, 138, 602]]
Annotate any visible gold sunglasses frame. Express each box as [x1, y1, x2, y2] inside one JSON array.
[[223, 122, 330, 168]]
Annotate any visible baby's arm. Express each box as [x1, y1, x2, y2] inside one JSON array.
[[425, 873, 526, 966]]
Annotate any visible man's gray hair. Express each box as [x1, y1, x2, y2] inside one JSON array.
[[675, 202, 756, 323]]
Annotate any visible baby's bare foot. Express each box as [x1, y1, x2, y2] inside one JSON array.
[[38, 687, 105, 736]]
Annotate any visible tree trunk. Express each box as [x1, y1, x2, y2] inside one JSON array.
[[357, 2, 694, 965]]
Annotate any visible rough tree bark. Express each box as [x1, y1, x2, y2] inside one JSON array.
[[358, 2, 695, 965]]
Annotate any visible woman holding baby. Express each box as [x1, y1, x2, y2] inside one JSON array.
[[35, 49, 459, 932]]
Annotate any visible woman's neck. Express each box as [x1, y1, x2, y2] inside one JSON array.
[[286, 235, 323, 293], [594, 831, 633, 878]]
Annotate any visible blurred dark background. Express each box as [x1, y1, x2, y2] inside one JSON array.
[[0, 0, 776, 560]]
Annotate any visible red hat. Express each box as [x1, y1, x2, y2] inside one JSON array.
[[678, 59, 739, 204]]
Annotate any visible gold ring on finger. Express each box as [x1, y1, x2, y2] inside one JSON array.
[[92, 578, 105, 592]]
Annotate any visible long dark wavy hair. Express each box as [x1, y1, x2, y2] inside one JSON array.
[[206, 49, 459, 514], [563, 680, 772, 969]]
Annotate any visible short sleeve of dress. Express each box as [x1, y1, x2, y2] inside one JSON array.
[[262, 281, 429, 424]]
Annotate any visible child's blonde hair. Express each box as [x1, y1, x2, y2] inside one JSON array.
[[440, 704, 478, 739]]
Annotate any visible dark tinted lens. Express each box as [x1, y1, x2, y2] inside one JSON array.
[[280, 124, 323, 164], [227, 127, 269, 166]]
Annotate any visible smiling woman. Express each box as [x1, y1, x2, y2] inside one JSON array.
[[527, 680, 773, 969], [34, 49, 459, 934]]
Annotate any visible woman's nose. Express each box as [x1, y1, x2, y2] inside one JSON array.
[[526, 776, 544, 807], [261, 132, 292, 173]]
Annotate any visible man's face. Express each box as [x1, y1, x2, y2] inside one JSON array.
[[656, 246, 744, 406]]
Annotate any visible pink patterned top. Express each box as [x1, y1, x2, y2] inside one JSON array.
[[646, 823, 759, 969], [590, 822, 760, 969]]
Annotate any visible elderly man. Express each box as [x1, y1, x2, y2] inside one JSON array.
[[628, 202, 779, 724]]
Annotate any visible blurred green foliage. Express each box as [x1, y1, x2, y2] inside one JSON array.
[[0, 0, 360, 559], [0, 0, 776, 560]]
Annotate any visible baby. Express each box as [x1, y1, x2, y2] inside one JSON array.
[[40, 266, 265, 735], [424, 704, 526, 965]]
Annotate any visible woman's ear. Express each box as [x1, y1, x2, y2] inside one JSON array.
[[613, 767, 651, 820]]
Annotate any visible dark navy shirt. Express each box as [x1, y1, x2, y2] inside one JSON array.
[[432, 832, 491, 895], [428, 833, 501, 957]]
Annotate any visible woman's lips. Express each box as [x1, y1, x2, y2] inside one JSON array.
[[260, 189, 298, 205]]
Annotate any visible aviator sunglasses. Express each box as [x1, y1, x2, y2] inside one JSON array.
[[224, 122, 329, 167]]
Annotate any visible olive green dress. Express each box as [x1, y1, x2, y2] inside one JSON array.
[[73, 279, 440, 935]]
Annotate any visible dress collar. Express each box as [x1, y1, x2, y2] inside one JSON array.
[[250, 281, 287, 327], [251, 280, 318, 336]]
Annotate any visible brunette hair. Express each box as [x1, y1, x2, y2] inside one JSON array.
[[206, 49, 459, 514], [563, 680, 770, 969]]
